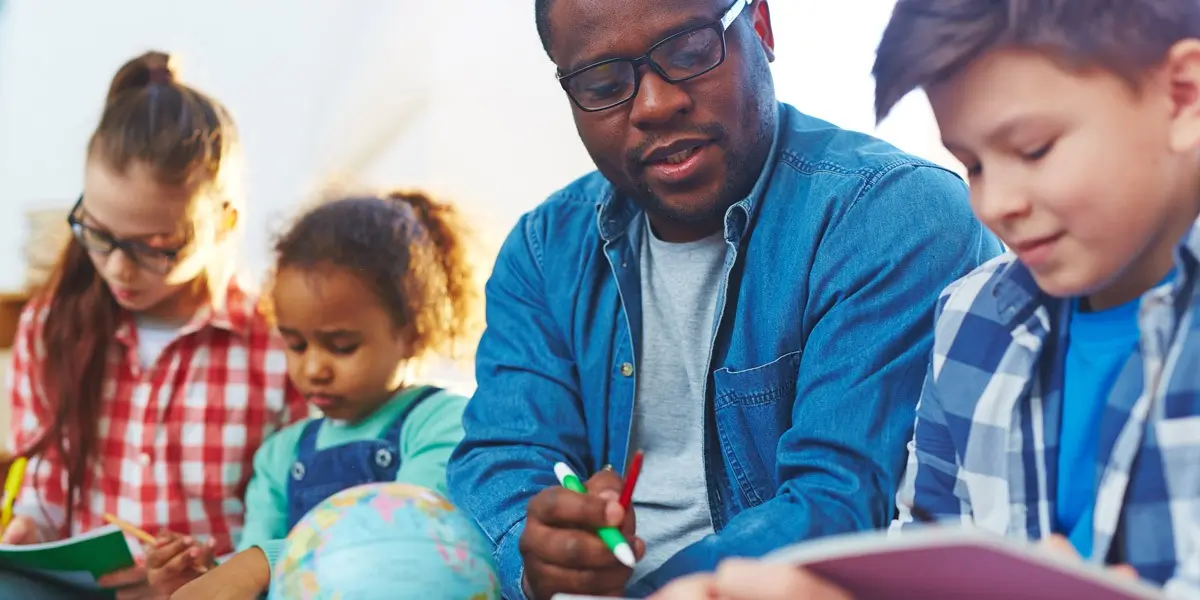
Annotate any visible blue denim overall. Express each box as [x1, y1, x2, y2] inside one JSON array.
[[285, 386, 442, 530]]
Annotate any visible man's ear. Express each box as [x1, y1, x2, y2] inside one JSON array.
[[752, 0, 775, 62]]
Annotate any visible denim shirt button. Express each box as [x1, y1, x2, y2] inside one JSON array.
[[620, 362, 634, 377]]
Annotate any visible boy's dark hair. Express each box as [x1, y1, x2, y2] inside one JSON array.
[[873, 0, 1200, 122], [274, 191, 479, 359]]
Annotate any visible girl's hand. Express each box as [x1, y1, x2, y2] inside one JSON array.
[[0, 516, 41, 545], [170, 547, 270, 600], [145, 532, 216, 595], [96, 566, 171, 599]]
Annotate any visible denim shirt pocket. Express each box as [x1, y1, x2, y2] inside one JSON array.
[[711, 350, 802, 508]]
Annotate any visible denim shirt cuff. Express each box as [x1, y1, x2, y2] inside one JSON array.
[[497, 518, 529, 600]]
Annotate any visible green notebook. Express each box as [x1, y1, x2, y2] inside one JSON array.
[[0, 523, 134, 592]]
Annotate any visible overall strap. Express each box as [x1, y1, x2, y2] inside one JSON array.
[[380, 386, 444, 442], [295, 418, 325, 459], [287, 418, 326, 497]]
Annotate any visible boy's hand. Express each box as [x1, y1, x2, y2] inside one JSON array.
[[652, 560, 852, 600], [0, 516, 41, 545], [170, 547, 270, 600], [1042, 535, 1139, 579], [146, 532, 215, 595]]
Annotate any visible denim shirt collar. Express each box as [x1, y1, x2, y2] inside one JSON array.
[[595, 102, 787, 244], [990, 215, 1200, 329]]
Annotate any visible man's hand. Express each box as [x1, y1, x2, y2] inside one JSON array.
[[520, 468, 645, 599], [0, 516, 40, 545], [651, 560, 852, 600], [146, 532, 215, 595]]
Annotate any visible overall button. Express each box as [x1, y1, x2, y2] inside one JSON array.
[[620, 363, 634, 377], [291, 462, 306, 481], [375, 449, 393, 468]]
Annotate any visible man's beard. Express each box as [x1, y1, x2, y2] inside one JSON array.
[[623, 122, 745, 225], [622, 102, 774, 226]]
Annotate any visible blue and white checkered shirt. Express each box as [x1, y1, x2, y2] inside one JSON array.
[[896, 223, 1200, 598]]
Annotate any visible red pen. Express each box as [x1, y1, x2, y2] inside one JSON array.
[[618, 449, 644, 509]]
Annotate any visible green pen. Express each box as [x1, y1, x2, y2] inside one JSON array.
[[553, 462, 637, 568]]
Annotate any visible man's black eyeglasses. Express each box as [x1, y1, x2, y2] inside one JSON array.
[[557, 0, 752, 112]]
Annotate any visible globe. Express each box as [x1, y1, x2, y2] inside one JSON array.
[[269, 483, 500, 599]]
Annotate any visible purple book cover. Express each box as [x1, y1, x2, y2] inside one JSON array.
[[766, 527, 1165, 600]]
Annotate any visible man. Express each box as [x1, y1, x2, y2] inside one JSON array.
[[447, 0, 1001, 598]]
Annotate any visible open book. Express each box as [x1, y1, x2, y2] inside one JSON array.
[[764, 526, 1164, 599], [0, 524, 135, 591], [555, 526, 1166, 600]]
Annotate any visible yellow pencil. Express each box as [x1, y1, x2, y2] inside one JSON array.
[[103, 513, 156, 545], [103, 513, 211, 573], [1, 457, 29, 531]]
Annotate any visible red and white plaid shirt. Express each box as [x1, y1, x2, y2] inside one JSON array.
[[6, 280, 307, 557]]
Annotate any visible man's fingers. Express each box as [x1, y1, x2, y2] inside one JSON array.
[[585, 469, 624, 496], [521, 518, 630, 570], [524, 554, 631, 597], [587, 469, 633, 533], [529, 486, 623, 530]]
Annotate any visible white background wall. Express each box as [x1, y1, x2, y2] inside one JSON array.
[[0, 0, 952, 294]]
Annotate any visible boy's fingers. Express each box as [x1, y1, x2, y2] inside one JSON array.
[[1041, 534, 1080, 559]]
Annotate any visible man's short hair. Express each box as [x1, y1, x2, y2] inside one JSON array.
[[872, 0, 1200, 122], [535, 0, 553, 59]]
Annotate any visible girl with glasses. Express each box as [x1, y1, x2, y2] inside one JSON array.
[[0, 51, 306, 598]]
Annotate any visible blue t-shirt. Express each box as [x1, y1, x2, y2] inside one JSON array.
[[1057, 275, 1172, 556]]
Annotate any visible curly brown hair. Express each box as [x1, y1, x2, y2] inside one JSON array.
[[273, 191, 480, 359]]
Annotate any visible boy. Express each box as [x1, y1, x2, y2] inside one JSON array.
[[873, 0, 1200, 597]]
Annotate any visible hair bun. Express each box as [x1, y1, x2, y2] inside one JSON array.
[[105, 50, 179, 104]]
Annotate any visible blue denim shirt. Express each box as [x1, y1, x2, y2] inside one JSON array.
[[448, 103, 1002, 598]]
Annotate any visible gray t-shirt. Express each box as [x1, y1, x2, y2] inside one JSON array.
[[628, 216, 726, 582]]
